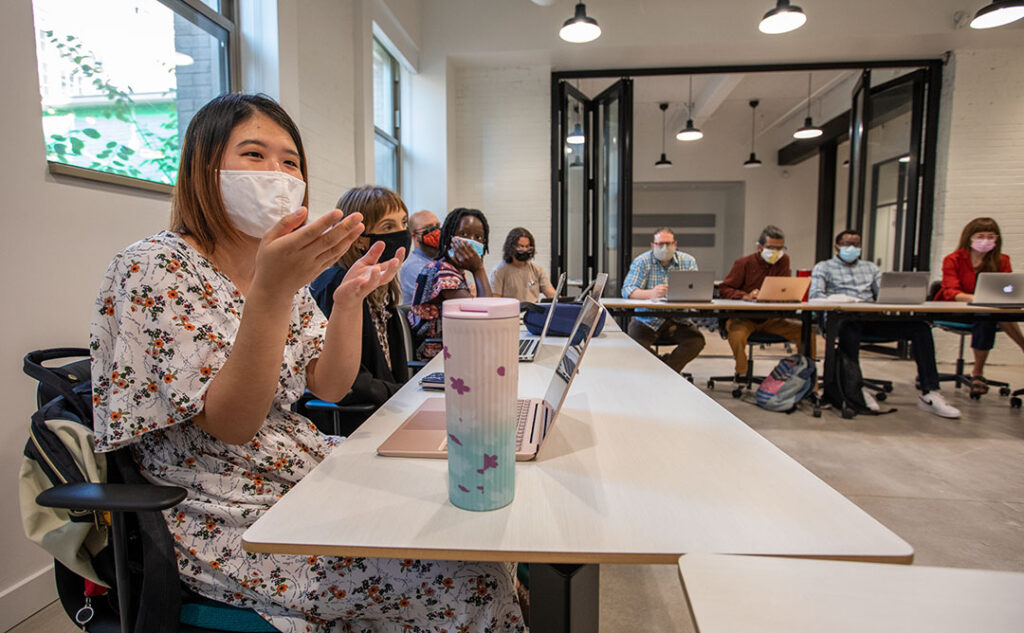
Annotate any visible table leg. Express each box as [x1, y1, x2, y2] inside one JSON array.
[[822, 312, 840, 403], [530, 563, 599, 633]]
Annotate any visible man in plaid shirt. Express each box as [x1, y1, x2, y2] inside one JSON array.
[[621, 227, 705, 373], [811, 228, 960, 419]]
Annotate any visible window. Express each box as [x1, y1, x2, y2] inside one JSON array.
[[372, 38, 400, 192], [32, 0, 237, 192]]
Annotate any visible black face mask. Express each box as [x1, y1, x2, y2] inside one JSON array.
[[364, 229, 411, 263], [513, 250, 533, 262]]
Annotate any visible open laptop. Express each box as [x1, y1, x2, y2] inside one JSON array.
[[970, 272, 1024, 308], [756, 276, 812, 302], [665, 270, 716, 302], [377, 296, 604, 461], [876, 272, 929, 304], [519, 272, 566, 362], [576, 272, 609, 303]]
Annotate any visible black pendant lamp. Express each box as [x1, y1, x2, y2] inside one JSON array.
[[793, 73, 822, 140], [759, 0, 807, 34], [655, 103, 673, 168], [970, 0, 1024, 28], [744, 100, 763, 168], [676, 76, 704, 142], [560, 3, 602, 43]]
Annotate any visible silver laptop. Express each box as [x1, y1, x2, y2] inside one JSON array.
[[876, 272, 929, 304], [970, 272, 1024, 308], [665, 270, 715, 302], [519, 272, 566, 362], [377, 296, 604, 461], [577, 272, 609, 303]]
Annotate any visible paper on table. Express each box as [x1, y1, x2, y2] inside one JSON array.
[[808, 294, 864, 303]]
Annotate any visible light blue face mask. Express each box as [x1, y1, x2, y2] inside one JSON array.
[[448, 237, 485, 260], [838, 245, 861, 263]]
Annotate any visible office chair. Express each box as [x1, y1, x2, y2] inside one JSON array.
[[24, 348, 279, 633], [927, 281, 1010, 399], [651, 331, 695, 383], [396, 304, 429, 375], [707, 330, 791, 398]]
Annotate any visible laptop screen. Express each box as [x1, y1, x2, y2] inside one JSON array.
[[543, 296, 602, 412]]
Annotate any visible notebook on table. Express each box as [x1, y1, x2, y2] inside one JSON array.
[[756, 276, 811, 302], [519, 272, 566, 362], [876, 272, 929, 304], [377, 296, 604, 461], [970, 272, 1024, 308], [665, 271, 715, 302]]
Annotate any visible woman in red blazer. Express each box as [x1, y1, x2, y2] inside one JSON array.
[[938, 217, 1024, 394]]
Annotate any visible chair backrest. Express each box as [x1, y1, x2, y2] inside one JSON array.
[[395, 305, 419, 371], [928, 280, 942, 301]]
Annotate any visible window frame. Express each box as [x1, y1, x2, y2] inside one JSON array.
[[39, 0, 240, 195], [372, 37, 401, 193]]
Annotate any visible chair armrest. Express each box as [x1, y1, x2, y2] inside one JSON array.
[[36, 482, 187, 513]]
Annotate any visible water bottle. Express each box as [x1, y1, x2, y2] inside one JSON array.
[[441, 297, 520, 511]]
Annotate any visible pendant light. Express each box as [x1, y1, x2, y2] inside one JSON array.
[[793, 73, 822, 140], [970, 0, 1024, 28], [655, 103, 673, 168], [567, 104, 585, 144], [759, 0, 807, 34], [743, 100, 763, 168], [559, 3, 602, 43], [676, 76, 704, 142]]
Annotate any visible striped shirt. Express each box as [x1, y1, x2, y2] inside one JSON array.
[[809, 256, 880, 302], [621, 249, 698, 330]]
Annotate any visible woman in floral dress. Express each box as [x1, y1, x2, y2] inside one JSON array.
[[408, 208, 492, 361], [90, 93, 523, 633]]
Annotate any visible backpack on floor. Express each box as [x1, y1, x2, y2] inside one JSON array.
[[822, 348, 895, 418], [755, 354, 817, 413]]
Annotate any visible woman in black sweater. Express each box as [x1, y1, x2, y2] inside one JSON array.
[[309, 185, 411, 419]]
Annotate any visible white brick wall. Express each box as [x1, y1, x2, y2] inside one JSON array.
[[932, 48, 1024, 367], [450, 64, 552, 281]]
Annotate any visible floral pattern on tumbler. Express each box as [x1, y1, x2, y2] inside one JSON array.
[[442, 298, 520, 511]]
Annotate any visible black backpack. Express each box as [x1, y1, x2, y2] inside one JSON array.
[[20, 348, 182, 633], [822, 349, 896, 419]]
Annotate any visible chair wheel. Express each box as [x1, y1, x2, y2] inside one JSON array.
[[970, 392, 981, 400], [686, 375, 694, 384], [842, 405, 855, 419], [1011, 397, 1022, 409], [813, 408, 822, 418], [707, 380, 715, 389], [731, 388, 743, 398], [875, 392, 886, 402], [1000, 387, 1011, 397]]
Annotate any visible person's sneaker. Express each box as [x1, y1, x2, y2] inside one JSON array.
[[917, 391, 961, 419], [861, 387, 881, 412]]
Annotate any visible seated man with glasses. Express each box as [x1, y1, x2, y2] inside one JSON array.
[[621, 227, 706, 374], [718, 225, 813, 379], [810, 229, 960, 418], [399, 210, 441, 305]]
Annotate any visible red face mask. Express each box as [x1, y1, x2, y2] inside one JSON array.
[[421, 228, 441, 248]]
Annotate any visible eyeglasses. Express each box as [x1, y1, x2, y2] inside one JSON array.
[[653, 241, 675, 247], [837, 241, 861, 247], [763, 245, 788, 251]]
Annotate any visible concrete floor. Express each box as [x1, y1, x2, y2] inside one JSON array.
[[11, 336, 1024, 633]]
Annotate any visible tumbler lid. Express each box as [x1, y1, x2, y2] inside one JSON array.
[[442, 297, 520, 319]]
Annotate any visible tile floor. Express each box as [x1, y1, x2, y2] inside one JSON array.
[[11, 336, 1024, 633]]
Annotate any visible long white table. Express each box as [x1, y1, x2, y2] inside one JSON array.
[[678, 554, 1024, 633], [243, 326, 912, 631]]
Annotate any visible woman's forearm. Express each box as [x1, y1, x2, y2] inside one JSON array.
[[307, 296, 363, 402], [194, 286, 294, 445]]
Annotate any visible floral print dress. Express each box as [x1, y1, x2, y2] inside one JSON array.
[[90, 231, 523, 633], [408, 260, 471, 362]]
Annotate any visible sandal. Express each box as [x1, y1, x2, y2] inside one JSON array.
[[970, 376, 989, 395]]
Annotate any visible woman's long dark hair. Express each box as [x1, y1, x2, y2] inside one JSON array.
[[501, 227, 535, 264], [437, 208, 490, 261]]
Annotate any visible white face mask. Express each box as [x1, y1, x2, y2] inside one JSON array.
[[219, 169, 306, 238], [761, 248, 782, 265], [653, 244, 676, 261]]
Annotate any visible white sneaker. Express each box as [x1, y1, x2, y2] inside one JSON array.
[[861, 387, 881, 412], [917, 391, 961, 419]]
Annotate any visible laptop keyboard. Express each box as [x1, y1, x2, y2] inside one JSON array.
[[519, 338, 537, 359]]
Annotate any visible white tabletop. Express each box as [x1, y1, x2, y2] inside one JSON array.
[[602, 297, 1023, 314], [243, 329, 912, 564], [678, 554, 1024, 633]]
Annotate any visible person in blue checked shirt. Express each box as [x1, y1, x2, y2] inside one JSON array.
[[810, 228, 960, 419], [621, 227, 706, 373]]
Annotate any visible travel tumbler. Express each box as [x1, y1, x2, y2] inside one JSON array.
[[441, 297, 520, 511]]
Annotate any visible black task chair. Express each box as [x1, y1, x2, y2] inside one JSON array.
[[707, 330, 791, 398], [23, 348, 279, 633], [927, 281, 1010, 399]]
